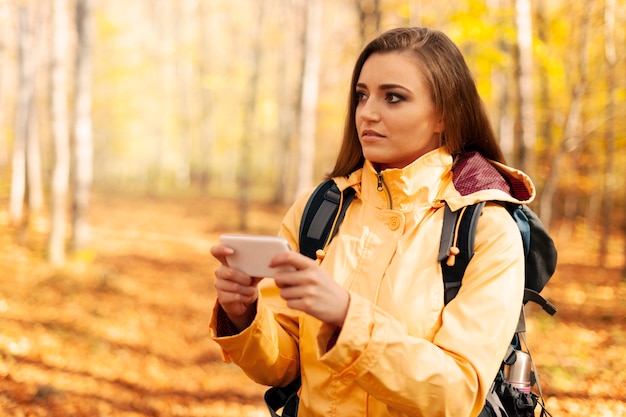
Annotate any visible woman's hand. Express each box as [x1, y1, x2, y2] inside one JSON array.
[[211, 244, 262, 331], [270, 251, 350, 328]]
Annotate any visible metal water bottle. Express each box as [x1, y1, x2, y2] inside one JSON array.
[[504, 350, 532, 394]]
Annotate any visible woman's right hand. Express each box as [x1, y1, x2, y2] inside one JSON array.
[[211, 244, 263, 331]]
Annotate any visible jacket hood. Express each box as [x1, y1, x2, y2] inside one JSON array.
[[443, 151, 536, 211], [333, 148, 536, 212]]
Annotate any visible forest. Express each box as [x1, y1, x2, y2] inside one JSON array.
[[0, 0, 625, 416]]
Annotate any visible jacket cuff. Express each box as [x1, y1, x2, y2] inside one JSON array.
[[215, 304, 241, 337]]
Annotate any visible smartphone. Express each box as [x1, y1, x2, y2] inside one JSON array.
[[219, 234, 293, 277]]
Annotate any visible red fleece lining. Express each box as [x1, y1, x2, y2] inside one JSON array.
[[216, 304, 241, 336], [453, 152, 530, 201]]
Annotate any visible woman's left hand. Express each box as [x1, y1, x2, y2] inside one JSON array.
[[269, 251, 350, 328]]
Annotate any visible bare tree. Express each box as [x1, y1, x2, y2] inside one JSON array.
[[599, 0, 617, 267], [0, 6, 7, 171], [538, 0, 593, 228], [535, 0, 554, 154], [294, 0, 322, 197], [356, 0, 381, 45], [49, 0, 71, 265], [271, 1, 302, 204], [237, 1, 265, 230], [513, 0, 536, 176], [173, 0, 197, 189], [72, 0, 94, 252], [486, 0, 514, 163], [196, 0, 217, 191], [10, 5, 41, 225], [9, 5, 29, 225]]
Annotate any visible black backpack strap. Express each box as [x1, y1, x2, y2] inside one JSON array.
[[264, 181, 355, 416], [524, 288, 557, 316], [264, 376, 301, 417], [438, 202, 486, 305], [299, 180, 356, 260]]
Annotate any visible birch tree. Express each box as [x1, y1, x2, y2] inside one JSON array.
[[538, 0, 593, 228], [237, 1, 265, 230], [356, 0, 381, 45], [274, 0, 305, 204], [486, 0, 514, 162], [49, 0, 71, 265], [295, 0, 322, 197], [10, 5, 41, 225], [72, 0, 94, 252], [9, 5, 29, 225], [535, 0, 554, 153], [513, 0, 536, 176], [196, 0, 217, 190], [0, 6, 7, 171], [173, 0, 196, 188], [599, 0, 618, 267]]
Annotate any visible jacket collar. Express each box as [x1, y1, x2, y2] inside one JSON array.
[[333, 148, 536, 212], [336, 148, 453, 211]]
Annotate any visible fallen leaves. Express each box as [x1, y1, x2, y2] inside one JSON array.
[[0, 193, 624, 416]]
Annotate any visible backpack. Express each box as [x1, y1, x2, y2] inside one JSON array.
[[265, 179, 557, 417]]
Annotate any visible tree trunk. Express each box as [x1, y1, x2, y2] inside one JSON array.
[[513, 0, 536, 176], [295, 0, 322, 197], [49, 0, 71, 266], [487, 0, 514, 163], [599, 0, 617, 267], [196, 0, 217, 191], [10, 5, 35, 225], [26, 103, 43, 215], [237, 2, 265, 231], [534, 0, 554, 182], [538, 0, 592, 228], [146, 1, 173, 193], [356, 0, 381, 45], [273, 0, 304, 204], [0, 11, 6, 171], [72, 0, 94, 252], [173, 0, 195, 189]]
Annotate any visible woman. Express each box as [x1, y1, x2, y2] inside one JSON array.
[[209, 27, 533, 416]]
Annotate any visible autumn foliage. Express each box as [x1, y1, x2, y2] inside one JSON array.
[[0, 194, 625, 416]]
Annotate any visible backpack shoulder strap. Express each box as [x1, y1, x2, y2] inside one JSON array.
[[267, 181, 354, 415], [438, 202, 486, 304], [439, 201, 558, 315], [299, 180, 356, 260]]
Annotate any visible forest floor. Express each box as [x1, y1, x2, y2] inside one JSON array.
[[0, 192, 625, 417]]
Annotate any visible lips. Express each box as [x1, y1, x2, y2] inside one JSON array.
[[361, 129, 385, 139]]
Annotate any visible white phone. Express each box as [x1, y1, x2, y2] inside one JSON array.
[[219, 234, 293, 277]]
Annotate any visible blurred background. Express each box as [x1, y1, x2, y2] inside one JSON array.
[[0, 0, 624, 416]]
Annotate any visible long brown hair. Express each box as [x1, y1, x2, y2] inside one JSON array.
[[327, 27, 505, 178]]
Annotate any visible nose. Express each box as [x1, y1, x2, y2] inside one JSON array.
[[357, 98, 380, 122]]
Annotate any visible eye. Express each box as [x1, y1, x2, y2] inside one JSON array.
[[355, 91, 368, 102], [386, 93, 405, 103]]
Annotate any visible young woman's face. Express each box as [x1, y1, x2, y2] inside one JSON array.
[[355, 51, 444, 170]]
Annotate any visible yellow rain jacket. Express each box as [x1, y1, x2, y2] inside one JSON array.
[[210, 148, 535, 417]]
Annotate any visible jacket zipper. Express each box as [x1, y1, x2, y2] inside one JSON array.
[[376, 171, 393, 209]]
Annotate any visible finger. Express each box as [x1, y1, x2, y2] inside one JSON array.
[[215, 264, 256, 286], [211, 244, 235, 265], [269, 250, 315, 271], [215, 276, 259, 298]]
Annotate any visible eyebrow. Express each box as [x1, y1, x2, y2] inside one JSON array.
[[356, 82, 411, 93]]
